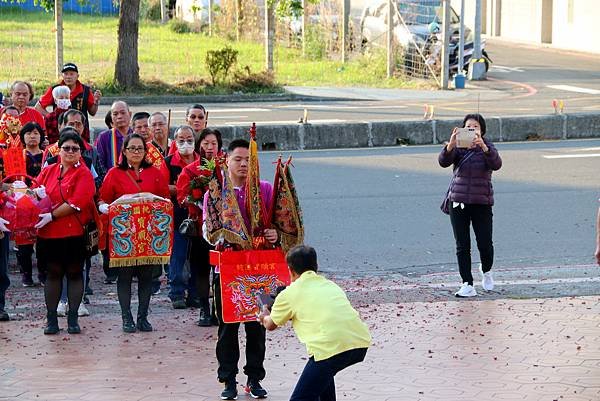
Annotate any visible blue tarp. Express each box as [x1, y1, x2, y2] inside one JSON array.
[[0, 0, 119, 15]]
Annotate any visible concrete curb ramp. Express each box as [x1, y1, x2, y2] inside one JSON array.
[[206, 113, 600, 150]]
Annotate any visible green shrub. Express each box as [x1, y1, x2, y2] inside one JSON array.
[[304, 25, 326, 61], [169, 20, 193, 33], [205, 46, 239, 85], [232, 66, 281, 93]]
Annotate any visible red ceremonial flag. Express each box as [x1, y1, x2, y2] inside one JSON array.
[[211, 249, 290, 323]]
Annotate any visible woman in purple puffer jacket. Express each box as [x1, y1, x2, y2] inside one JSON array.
[[439, 114, 502, 298]]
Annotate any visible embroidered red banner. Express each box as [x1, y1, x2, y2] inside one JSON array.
[[108, 193, 174, 267], [145, 142, 164, 169], [212, 249, 290, 323]]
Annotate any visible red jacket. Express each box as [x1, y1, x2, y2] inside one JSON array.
[[99, 165, 170, 205], [36, 161, 95, 239]]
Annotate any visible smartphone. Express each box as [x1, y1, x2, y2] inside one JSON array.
[[256, 291, 276, 311], [456, 128, 476, 148]]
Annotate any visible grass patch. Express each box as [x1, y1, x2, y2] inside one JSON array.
[[0, 8, 433, 95]]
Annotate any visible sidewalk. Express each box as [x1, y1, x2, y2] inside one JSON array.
[[1, 287, 599, 400]]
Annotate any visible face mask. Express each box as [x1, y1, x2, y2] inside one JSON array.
[[56, 99, 71, 109], [177, 142, 194, 155]]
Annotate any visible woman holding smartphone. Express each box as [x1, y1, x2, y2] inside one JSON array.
[[438, 114, 502, 298]]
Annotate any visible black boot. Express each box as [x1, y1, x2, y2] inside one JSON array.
[[197, 299, 211, 327], [67, 310, 81, 334], [136, 314, 153, 332], [137, 272, 153, 332], [44, 311, 59, 335], [122, 310, 136, 333]]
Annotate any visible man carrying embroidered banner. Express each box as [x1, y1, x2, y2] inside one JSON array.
[[203, 131, 278, 400]]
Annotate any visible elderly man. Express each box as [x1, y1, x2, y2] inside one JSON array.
[[149, 112, 170, 156], [95, 101, 133, 173], [131, 111, 152, 142], [7, 81, 45, 129], [35, 63, 101, 143], [185, 104, 207, 140]]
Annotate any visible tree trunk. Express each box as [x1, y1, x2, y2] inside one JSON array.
[[55, 0, 63, 78], [115, 0, 141, 90]]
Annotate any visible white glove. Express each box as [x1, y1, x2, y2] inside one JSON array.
[[12, 180, 27, 190], [33, 185, 47, 199], [34, 213, 53, 229], [99, 204, 109, 214], [0, 217, 10, 232]]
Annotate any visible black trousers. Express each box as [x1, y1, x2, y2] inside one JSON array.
[[214, 273, 266, 383], [449, 203, 494, 285]]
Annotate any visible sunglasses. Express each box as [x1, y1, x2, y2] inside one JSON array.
[[61, 146, 81, 153]]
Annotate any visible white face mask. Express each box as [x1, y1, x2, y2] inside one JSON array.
[[56, 99, 71, 109], [177, 142, 194, 155]]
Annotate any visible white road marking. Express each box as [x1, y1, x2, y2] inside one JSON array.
[[490, 65, 525, 73], [223, 119, 346, 125], [543, 153, 600, 159], [547, 84, 600, 95], [277, 104, 408, 110], [169, 108, 271, 113], [345, 276, 600, 293]]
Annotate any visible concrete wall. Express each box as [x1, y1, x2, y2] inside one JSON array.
[[202, 113, 600, 151], [551, 0, 600, 54]]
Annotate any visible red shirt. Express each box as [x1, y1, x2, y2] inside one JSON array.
[[19, 107, 46, 130], [99, 165, 170, 205], [39, 80, 94, 110], [36, 161, 96, 239]]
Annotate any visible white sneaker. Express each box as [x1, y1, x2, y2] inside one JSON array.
[[56, 301, 67, 317], [455, 282, 477, 297], [78, 303, 90, 317], [479, 264, 494, 291]]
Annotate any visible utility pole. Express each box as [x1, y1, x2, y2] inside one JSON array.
[[458, 0, 465, 73], [386, 0, 393, 78], [55, 0, 63, 78], [342, 0, 350, 63], [159, 0, 168, 23], [468, 0, 487, 80], [301, 0, 307, 57], [208, 0, 213, 36], [440, 0, 451, 89], [265, 3, 274, 71]]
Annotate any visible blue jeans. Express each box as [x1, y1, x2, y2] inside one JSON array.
[[290, 348, 368, 401], [0, 235, 9, 311], [168, 229, 193, 301]]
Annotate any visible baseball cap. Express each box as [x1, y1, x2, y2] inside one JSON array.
[[61, 63, 78, 73]]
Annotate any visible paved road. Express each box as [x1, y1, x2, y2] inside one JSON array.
[[262, 138, 600, 299], [89, 39, 600, 129]]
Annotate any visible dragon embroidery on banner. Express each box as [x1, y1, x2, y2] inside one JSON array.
[[227, 274, 284, 320], [111, 208, 133, 256], [150, 208, 172, 254]]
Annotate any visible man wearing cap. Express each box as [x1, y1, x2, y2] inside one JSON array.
[[35, 62, 101, 143]]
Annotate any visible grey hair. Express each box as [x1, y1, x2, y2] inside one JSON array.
[[52, 85, 70, 99], [173, 124, 194, 139], [149, 111, 167, 123]]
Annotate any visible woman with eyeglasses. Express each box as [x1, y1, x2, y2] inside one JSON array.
[[98, 134, 169, 333], [35, 130, 96, 335]]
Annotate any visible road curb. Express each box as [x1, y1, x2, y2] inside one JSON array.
[[98, 92, 356, 106], [205, 112, 600, 150], [91, 112, 600, 150]]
